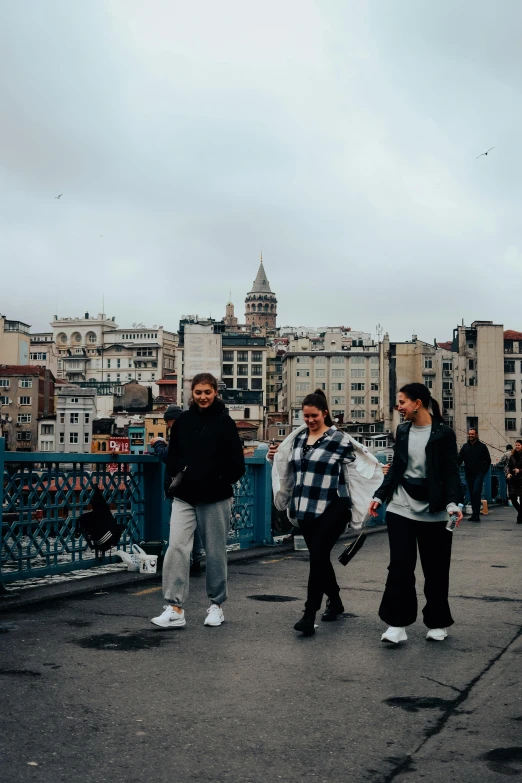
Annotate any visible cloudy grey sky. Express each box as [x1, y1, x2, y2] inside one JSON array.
[[1, 0, 521, 341]]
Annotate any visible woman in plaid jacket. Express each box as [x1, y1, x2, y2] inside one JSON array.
[[268, 389, 381, 636]]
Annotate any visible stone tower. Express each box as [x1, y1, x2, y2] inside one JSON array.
[[223, 298, 238, 327], [245, 254, 277, 329]]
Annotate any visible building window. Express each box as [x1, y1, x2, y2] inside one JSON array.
[[244, 408, 250, 419], [505, 399, 516, 412], [424, 358, 433, 369], [351, 396, 365, 405], [296, 356, 310, 364], [332, 356, 345, 364], [351, 383, 365, 391], [223, 351, 234, 362], [443, 361, 453, 371], [442, 381, 453, 391], [332, 370, 345, 378], [296, 370, 310, 377], [469, 377, 476, 386], [70, 413, 79, 424], [236, 378, 248, 390], [351, 369, 364, 378], [0, 379, 9, 388], [251, 365, 263, 376], [17, 413, 32, 423], [252, 351, 262, 362], [442, 398, 453, 410], [505, 418, 517, 431], [70, 433, 79, 444], [446, 416, 454, 429], [505, 360, 515, 373], [237, 364, 249, 376], [468, 359, 475, 370], [84, 432, 90, 444], [19, 396, 31, 406], [370, 369, 379, 378], [351, 410, 365, 419], [70, 398, 79, 403], [350, 356, 365, 364], [223, 365, 234, 376], [16, 432, 31, 441], [315, 369, 326, 378], [332, 383, 345, 391], [107, 359, 111, 368], [59, 433, 65, 444], [0, 395, 9, 405], [371, 396, 379, 405], [505, 380, 516, 393], [41, 440, 52, 451], [423, 376, 433, 389], [315, 356, 326, 364], [251, 378, 262, 390], [20, 379, 33, 388], [237, 351, 248, 363], [296, 382, 310, 391], [84, 413, 90, 424], [371, 383, 379, 391], [59, 412, 65, 424], [41, 424, 54, 435], [370, 356, 379, 364]]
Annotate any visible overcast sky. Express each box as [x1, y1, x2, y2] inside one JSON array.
[[1, 1, 521, 342]]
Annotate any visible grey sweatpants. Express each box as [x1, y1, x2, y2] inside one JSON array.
[[162, 497, 232, 608]]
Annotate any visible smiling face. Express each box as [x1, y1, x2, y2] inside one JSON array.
[[515, 442, 522, 453], [468, 429, 478, 443], [192, 383, 217, 409], [302, 405, 328, 432], [396, 392, 421, 421]]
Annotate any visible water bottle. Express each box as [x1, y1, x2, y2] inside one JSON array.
[[446, 503, 464, 532]]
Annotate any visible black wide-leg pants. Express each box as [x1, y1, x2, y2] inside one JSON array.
[[379, 511, 454, 629], [299, 498, 350, 613]]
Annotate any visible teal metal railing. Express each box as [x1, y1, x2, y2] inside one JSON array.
[[0, 438, 273, 584]]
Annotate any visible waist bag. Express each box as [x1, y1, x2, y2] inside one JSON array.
[[400, 477, 430, 502]]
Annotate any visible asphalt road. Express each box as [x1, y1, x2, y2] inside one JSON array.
[[1, 508, 521, 783]]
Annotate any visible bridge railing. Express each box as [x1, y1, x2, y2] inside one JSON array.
[[0, 438, 273, 585]]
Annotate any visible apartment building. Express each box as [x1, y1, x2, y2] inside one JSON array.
[[280, 343, 380, 427], [266, 347, 284, 413], [55, 385, 97, 454], [0, 315, 31, 365], [0, 365, 55, 452], [29, 333, 58, 377]]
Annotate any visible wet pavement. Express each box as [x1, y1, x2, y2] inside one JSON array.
[[1, 508, 521, 782]]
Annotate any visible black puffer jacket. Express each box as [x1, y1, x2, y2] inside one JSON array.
[[374, 418, 461, 513], [507, 450, 522, 493], [166, 399, 245, 505]]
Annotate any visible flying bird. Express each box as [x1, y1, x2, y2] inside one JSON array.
[[54, 194, 62, 199], [476, 147, 495, 159]]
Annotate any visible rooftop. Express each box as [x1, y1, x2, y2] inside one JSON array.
[[0, 365, 47, 376]]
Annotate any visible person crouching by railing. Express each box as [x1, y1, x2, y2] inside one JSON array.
[[268, 389, 383, 637], [368, 383, 463, 645], [151, 373, 245, 630]]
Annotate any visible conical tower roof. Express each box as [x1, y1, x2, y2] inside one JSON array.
[[249, 254, 273, 294]]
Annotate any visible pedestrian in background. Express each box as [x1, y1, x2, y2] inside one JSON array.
[[458, 429, 491, 522], [150, 404, 206, 575], [507, 440, 522, 524], [151, 373, 245, 630], [369, 383, 462, 645], [269, 389, 382, 637]]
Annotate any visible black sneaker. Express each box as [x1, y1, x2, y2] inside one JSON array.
[[321, 598, 345, 622], [294, 611, 316, 636], [190, 560, 204, 576]]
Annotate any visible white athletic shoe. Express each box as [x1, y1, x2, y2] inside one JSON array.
[[426, 628, 448, 641], [151, 605, 186, 628], [381, 626, 408, 644], [204, 604, 224, 627]]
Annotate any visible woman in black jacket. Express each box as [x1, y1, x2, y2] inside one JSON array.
[[368, 383, 463, 644], [151, 373, 245, 630]]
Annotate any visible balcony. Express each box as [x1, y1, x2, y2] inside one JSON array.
[[0, 438, 273, 585]]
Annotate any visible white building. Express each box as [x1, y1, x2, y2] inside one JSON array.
[[30, 332, 58, 378], [38, 417, 56, 452], [55, 385, 97, 454]]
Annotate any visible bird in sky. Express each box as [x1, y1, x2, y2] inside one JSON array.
[[54, 193, 62, 199], [476, 147, 495, 159]]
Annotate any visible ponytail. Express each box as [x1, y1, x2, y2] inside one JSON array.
[[302, 389, 333, 426], [400, 382, 445, 423]]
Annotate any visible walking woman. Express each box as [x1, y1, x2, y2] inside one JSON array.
[[507, 440, 522, 524], [151, 373, 245, 629], [368, 383, 463, 644], [269, 389, 382, 636]]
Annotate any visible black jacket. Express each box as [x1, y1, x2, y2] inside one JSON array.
[[166, 399, 245, 505], [458, 440, 491, 476], [374, 418, 461, 513], [151, 439, 172, 497], [507, 450, 522, 493]]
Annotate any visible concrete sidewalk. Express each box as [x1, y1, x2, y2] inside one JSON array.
[[1, 508, 521, 782]]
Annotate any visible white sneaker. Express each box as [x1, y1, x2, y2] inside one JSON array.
[[204, 604, 224, 627], [381, 626, 408, 644], [426, 628, 448, 641], [151, 605, 186, 628]]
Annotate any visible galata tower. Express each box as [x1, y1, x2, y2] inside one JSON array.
[[245, 254, 277, 329]]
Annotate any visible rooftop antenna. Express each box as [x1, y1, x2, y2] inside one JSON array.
[[375, 323, 383, 341]]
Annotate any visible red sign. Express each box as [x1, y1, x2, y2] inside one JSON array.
[[108, 437, 130, 474]]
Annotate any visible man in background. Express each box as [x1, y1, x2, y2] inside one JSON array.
[[151, 405, 205, 575], [458, 429, 491, 522]]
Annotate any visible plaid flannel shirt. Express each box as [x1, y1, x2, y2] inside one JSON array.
[[289, 427, 355, 521]]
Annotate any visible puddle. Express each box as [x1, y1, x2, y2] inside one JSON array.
[[72, 630, 174, 652], [247, 595, 299, 602], [0, 668, 42, 677], [383, 696, 453, 713], [481, 746, 522, 775]]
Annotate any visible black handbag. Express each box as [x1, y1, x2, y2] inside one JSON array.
[[338, 532, 367, 566]]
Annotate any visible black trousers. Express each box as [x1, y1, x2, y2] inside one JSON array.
[[508, 488, 522, 520], [379, 512, 454, 629], [466, 472, 485, 518], [299, 498, 349, 613]]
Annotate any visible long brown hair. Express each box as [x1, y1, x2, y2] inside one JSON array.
[[189, 372, 220, 407], [400, 382, 444, 423]]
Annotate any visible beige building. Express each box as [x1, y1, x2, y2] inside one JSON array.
[[0, 316, 31, 365], [280, 343, 380, 428], [0, 365, 55, 452], [30, 332, 59, 377]]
